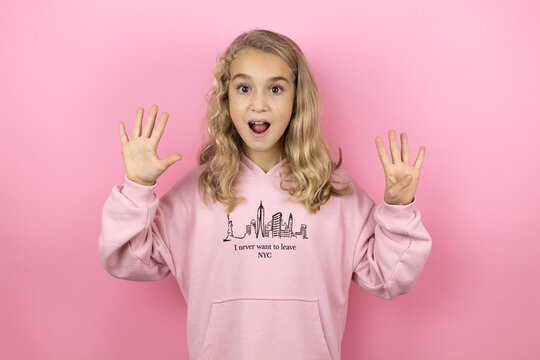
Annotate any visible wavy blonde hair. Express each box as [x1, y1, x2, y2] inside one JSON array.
[[197, 29, 351, 214]]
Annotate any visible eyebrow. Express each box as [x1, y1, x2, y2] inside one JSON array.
[[231, 73, 290, 84]]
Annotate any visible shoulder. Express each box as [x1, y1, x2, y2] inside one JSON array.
[[330, 166, 374, 206], [178, 163, 205, 187], [331, 166, 354, 184], [163, 163, 206, 203], [331, 167, 359, 192]]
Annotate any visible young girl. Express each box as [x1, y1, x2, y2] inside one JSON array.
[[99, 29, 431, 360]]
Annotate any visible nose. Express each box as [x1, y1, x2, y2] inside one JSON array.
[[250, 90, 269, 112]]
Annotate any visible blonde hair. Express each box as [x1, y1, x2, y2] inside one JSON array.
[[197, 29, 351, 214]]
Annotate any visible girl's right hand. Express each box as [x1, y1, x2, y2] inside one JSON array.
[[118, 104, 182, 186]]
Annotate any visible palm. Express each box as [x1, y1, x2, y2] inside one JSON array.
[[121, 137, 165, 185], [375, 130, 425, 205]]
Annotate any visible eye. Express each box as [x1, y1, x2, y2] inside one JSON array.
[[270, 85, 283, 94], [236, 84, 250, 93]]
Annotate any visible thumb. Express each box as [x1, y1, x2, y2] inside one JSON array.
[[163, 153, 182, 168], [388, 174, 411, 193], [399, 174, 412, 188]]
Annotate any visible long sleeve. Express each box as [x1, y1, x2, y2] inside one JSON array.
[[351, 189, 432, 300], [98, 175, 178, 281]]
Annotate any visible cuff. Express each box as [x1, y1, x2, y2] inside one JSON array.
[[378, 197, 417, 226], [120, 174, 157, 206]]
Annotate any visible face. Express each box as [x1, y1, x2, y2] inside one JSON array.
[[228, 48, 295, 163]]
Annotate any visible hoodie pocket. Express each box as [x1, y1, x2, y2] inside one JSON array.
[[199, 298, 332, 360]]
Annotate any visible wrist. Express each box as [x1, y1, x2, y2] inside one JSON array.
[[127, 175, 156, 187]]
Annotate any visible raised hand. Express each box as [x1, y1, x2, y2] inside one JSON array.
[[375, 129, 425, 205], [118, 104, 182, 186]]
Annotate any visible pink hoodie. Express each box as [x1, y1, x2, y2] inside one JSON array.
[[98, 153, 432, 360]]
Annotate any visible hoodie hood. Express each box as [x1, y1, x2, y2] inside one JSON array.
[[238, 153, 288, 177]]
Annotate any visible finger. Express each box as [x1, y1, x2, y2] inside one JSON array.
[[142, 104, 158, 138], [118, 121, 129, 144], [133, 107, 143, 138], [388, 129, 401, 164], [401, 133, 410, 164], [150, 112, 169, 147], [414, 146, 426, 169], [375, 136, 391, 169]]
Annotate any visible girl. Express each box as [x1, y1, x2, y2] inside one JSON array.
[[99, 29, 432, 360]]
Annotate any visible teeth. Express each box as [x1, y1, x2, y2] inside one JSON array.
[[249, 121, 267, 124]]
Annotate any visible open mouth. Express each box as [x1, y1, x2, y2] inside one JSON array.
[[248, 121, 270, 135]]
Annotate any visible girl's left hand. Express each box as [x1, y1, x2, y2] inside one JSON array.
[[375, 129, 426, 205]]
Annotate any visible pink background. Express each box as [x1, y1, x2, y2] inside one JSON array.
[[1, 0, 539, 359]]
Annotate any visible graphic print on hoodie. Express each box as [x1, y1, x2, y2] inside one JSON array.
[[224, 201, 308, 241], [223, 200, 309, 262]]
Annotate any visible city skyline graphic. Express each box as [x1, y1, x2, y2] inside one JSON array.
[[223, 201, 308, 242]]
